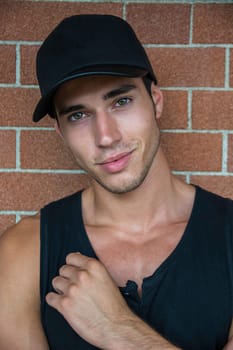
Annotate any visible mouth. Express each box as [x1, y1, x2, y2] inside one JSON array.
[[96, 150, 134, 173], [101, 152, 132, 164]]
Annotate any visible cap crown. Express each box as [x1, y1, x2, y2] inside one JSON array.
[[34, 14, 156, 121]]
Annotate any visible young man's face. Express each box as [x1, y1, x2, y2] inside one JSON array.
[[54, 75, 163, 195]]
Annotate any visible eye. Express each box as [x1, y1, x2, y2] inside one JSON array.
[[67, 111, 88, 122], [115, 97, 132, 107]]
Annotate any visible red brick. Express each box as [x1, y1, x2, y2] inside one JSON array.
[[20, 45, 39, 86], [158, 90, 188, 130], [0, 45, 15, 84], [147, 48, 225, 87], [161, 132, 222, 171], [0, 215, 16, 235], [127, 4, 190, 44], [21, 130, 78, 170], [230, 49, 233, 88], [0, 1, 122, 41], [0, 173, 90, 211], [0, 88, 53, 127], [191, 176, 233, 199], [0, 130, 16, 168], [193, 4, 233, 44], [192, 92, 233, 130], [228, 135, 233, 173]]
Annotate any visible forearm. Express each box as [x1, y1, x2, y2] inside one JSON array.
[[105, 313, 181, 350]]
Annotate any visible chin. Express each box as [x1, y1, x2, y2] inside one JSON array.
[[94, 171, 149, 195]]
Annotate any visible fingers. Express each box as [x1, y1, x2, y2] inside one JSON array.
[[52, 275, 70, 295], [65, 252, 91, 267], [59, 264, 82, 280], [46, 253, 102, 311], [49, 253, 95, 297], [46, 291, 63, 313]]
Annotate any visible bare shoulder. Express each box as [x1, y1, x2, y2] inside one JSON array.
[[0, 214, 41, 310], [0, 215, 49, 349], [0, 215, 40, 271], [1, 213, 40, 238]]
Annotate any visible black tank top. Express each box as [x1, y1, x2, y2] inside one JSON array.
[[40, 186, 233, 349]]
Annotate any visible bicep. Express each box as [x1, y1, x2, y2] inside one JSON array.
[[0, 218, 49, 350], [223, 319, 233, 350]]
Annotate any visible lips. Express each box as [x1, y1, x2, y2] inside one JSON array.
[[101, 152, 131, 164], [97, 151, 133, 173]]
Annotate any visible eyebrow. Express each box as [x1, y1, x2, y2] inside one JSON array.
[[103, 84, 137, 100], [57, 84, 137, 117], [57, 104, 85, 117]]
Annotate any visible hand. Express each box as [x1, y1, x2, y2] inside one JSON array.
[[46, 252, 134, 349]]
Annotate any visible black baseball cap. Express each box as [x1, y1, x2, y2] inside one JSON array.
[[33, 14, 157, 122]]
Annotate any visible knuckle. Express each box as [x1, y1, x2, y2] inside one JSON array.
[[68, 282, 79, 297], [60, 295, 71, 311], [77, 269, 89, 284], [86, 258, 99, 271]]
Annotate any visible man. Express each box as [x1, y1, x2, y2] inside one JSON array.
[[0, 14, 232, 350]]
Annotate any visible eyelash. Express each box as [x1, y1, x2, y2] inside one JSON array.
[[114, 96, 132, 108], [67, 111, 89, 122], [114, 97, 132, 107], [66, 96, 133, 123]]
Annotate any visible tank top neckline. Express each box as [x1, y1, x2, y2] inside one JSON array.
[[75, 185, 200, 288]]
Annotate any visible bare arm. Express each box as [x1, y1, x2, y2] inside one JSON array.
[[223, 320, 233, 350], [0, 217, 49, 350], [46, 252, 181, 350]]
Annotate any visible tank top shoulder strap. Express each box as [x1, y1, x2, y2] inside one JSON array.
[[40, 190, 95, 321]]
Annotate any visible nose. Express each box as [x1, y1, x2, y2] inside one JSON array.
[[93, 110, 122, 147]]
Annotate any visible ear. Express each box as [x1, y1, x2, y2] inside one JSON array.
[[151, 83, 163, 120]]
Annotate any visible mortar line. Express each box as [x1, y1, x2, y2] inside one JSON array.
[[122, 0, 233, 3], [222, 132, 228, 173], [15, 129, 21, 170], [173, 171, 233, 176], [15, 44, 21, 86], [189, 2, 194, 45], [161, 129, 233, 134], [1, 127, 232, 133], [0, 84, 38, 88], [225, 47, 230, 89], [3, 85, 233, 91], [145, 43, 233, 48], [122, 0, 127, 19], [2, 41, 233, 49], [187, 90, 193, 129], [15, 214, 22, 223], [0, 41, 41, 45], [0, 168, 86, 174], [0, 211, 38, 215], [0, 127, 54, 131], [1, 168, 232, 175], [161, 87, 233, 91], [186, 174, 191, 184]]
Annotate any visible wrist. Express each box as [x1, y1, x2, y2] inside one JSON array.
[[104, 313, 181, 350], [104, 312, 142, 350]]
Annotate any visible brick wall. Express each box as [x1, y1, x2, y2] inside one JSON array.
[[0, 0, 233, 234]]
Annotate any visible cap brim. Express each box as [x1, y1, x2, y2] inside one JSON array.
[[33, 66, 148, 122]]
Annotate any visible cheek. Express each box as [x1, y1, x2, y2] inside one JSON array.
[[60, 131, 83, 158], [62, 126, 90, 150], [122, 109, 157, 138]]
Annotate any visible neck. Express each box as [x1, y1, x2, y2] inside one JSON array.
[[83, 147, 195, 233]]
